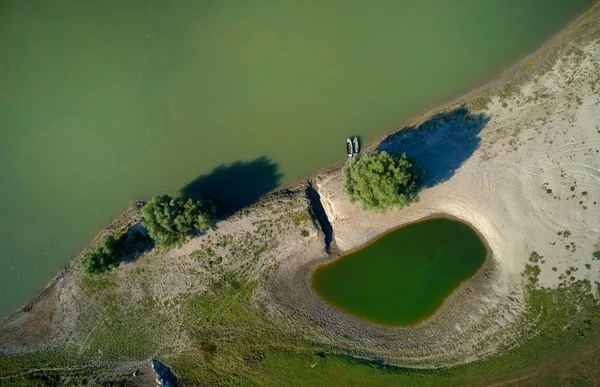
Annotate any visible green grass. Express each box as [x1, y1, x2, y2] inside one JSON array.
[[2, 278, 599, 387], [0, 349, 95, 386], [528, 251, 543, 263], [498, 83, 514, 100], [236, 280, 600, 386], [523, 264, 541, 284], [3, 252, 600, 386], [290, 211, 311, 227], [167, 276, 309, 386], [79, 271, 118, 295], [166, 264, 600, 386], [470, 96, 491, 111]]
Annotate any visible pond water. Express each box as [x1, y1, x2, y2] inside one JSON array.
[[312, 218, 487, 326], [0, 1, 588, 317]]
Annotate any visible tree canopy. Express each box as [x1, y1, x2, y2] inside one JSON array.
[[342, 151, 420, 212], [77, 235, 121, 276], [141, 194, 215, 247]]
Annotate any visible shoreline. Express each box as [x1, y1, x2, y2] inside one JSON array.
[[2, 1, 595, 325], [358, 1, 598, 159], [0, 202, 144, 325], [269, 0, 599, 203], [1, 3, 600, 378], [309, 214, 493, 328], [268, 203, 503, 367], [266, 3, 600, 365]]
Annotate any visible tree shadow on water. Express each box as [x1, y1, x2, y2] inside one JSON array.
[[378, 105, 490, 188], [180, 156, 283, 217]]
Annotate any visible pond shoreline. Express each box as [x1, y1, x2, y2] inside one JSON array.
[[309, 214, 493, 328], [311, 216, 491, 327], [267, 2, 600, 366]]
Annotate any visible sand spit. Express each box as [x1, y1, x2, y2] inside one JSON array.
[[267, 31, 600, 367], [1, 4, 600, 372]]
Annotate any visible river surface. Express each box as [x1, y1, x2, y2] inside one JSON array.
[[0, 1, 589, 317], [312, 218, 487, 326]]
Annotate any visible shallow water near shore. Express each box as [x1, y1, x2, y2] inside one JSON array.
[[0, 0, 589, 317], [312, 218, 487, 326]]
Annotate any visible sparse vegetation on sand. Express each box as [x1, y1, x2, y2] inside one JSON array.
[[1, 266, 599, 386]]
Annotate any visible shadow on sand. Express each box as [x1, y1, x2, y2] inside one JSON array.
[[180, 156, 283, 216], [378, 106, 490, 188], [119, 222, 155, 263], [306, 181, 334, 253]]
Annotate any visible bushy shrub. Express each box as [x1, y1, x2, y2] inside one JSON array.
[[78, 235, 121, 276], [141, 195, 215, 247], [342, 151, 420, 212]]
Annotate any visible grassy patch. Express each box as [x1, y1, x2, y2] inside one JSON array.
[[4, 251, 600, 386], [290, 211, 311, 227], [168, 263, 600, 386], [0, 349, 96, 386], [242, 279, 600, 386], [168, 276, 303, 386], [470, 96, 491, 111], [528, 251, 543, 263], [79, 271, 118, 295], [76, 271, 181, 362], [2, 272, 600, 386], [498, 83, 514, 100], [523, 264, 541, 284]]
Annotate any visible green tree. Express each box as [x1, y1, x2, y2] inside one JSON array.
[[78, 235, 121, 276], [141, 194, 215, 247], [342, 151, 420, 212]]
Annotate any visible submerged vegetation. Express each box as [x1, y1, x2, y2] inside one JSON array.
[[342, 151, 421, 212], [141, 194, 216, 247]]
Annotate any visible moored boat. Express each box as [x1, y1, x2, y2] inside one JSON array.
[[346, 138, 353, 158], [353, 137, 360, 155]]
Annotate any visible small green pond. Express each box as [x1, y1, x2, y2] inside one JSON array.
[[312, 218, 487, 326]]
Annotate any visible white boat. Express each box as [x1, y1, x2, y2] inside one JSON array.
[[353, 137, 360, 155], [346, 138, 353, 158]]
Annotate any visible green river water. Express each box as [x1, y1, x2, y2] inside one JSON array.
[[0, 1, 590, 318], [312, 218, 487, 326]]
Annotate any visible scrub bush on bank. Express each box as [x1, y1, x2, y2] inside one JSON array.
[[77, 235, 121, 276], [141, 194, 216, 248], [342, 151, 421, 212]]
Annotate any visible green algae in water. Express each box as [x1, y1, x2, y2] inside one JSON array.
[[312, 218, 487, 326]]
